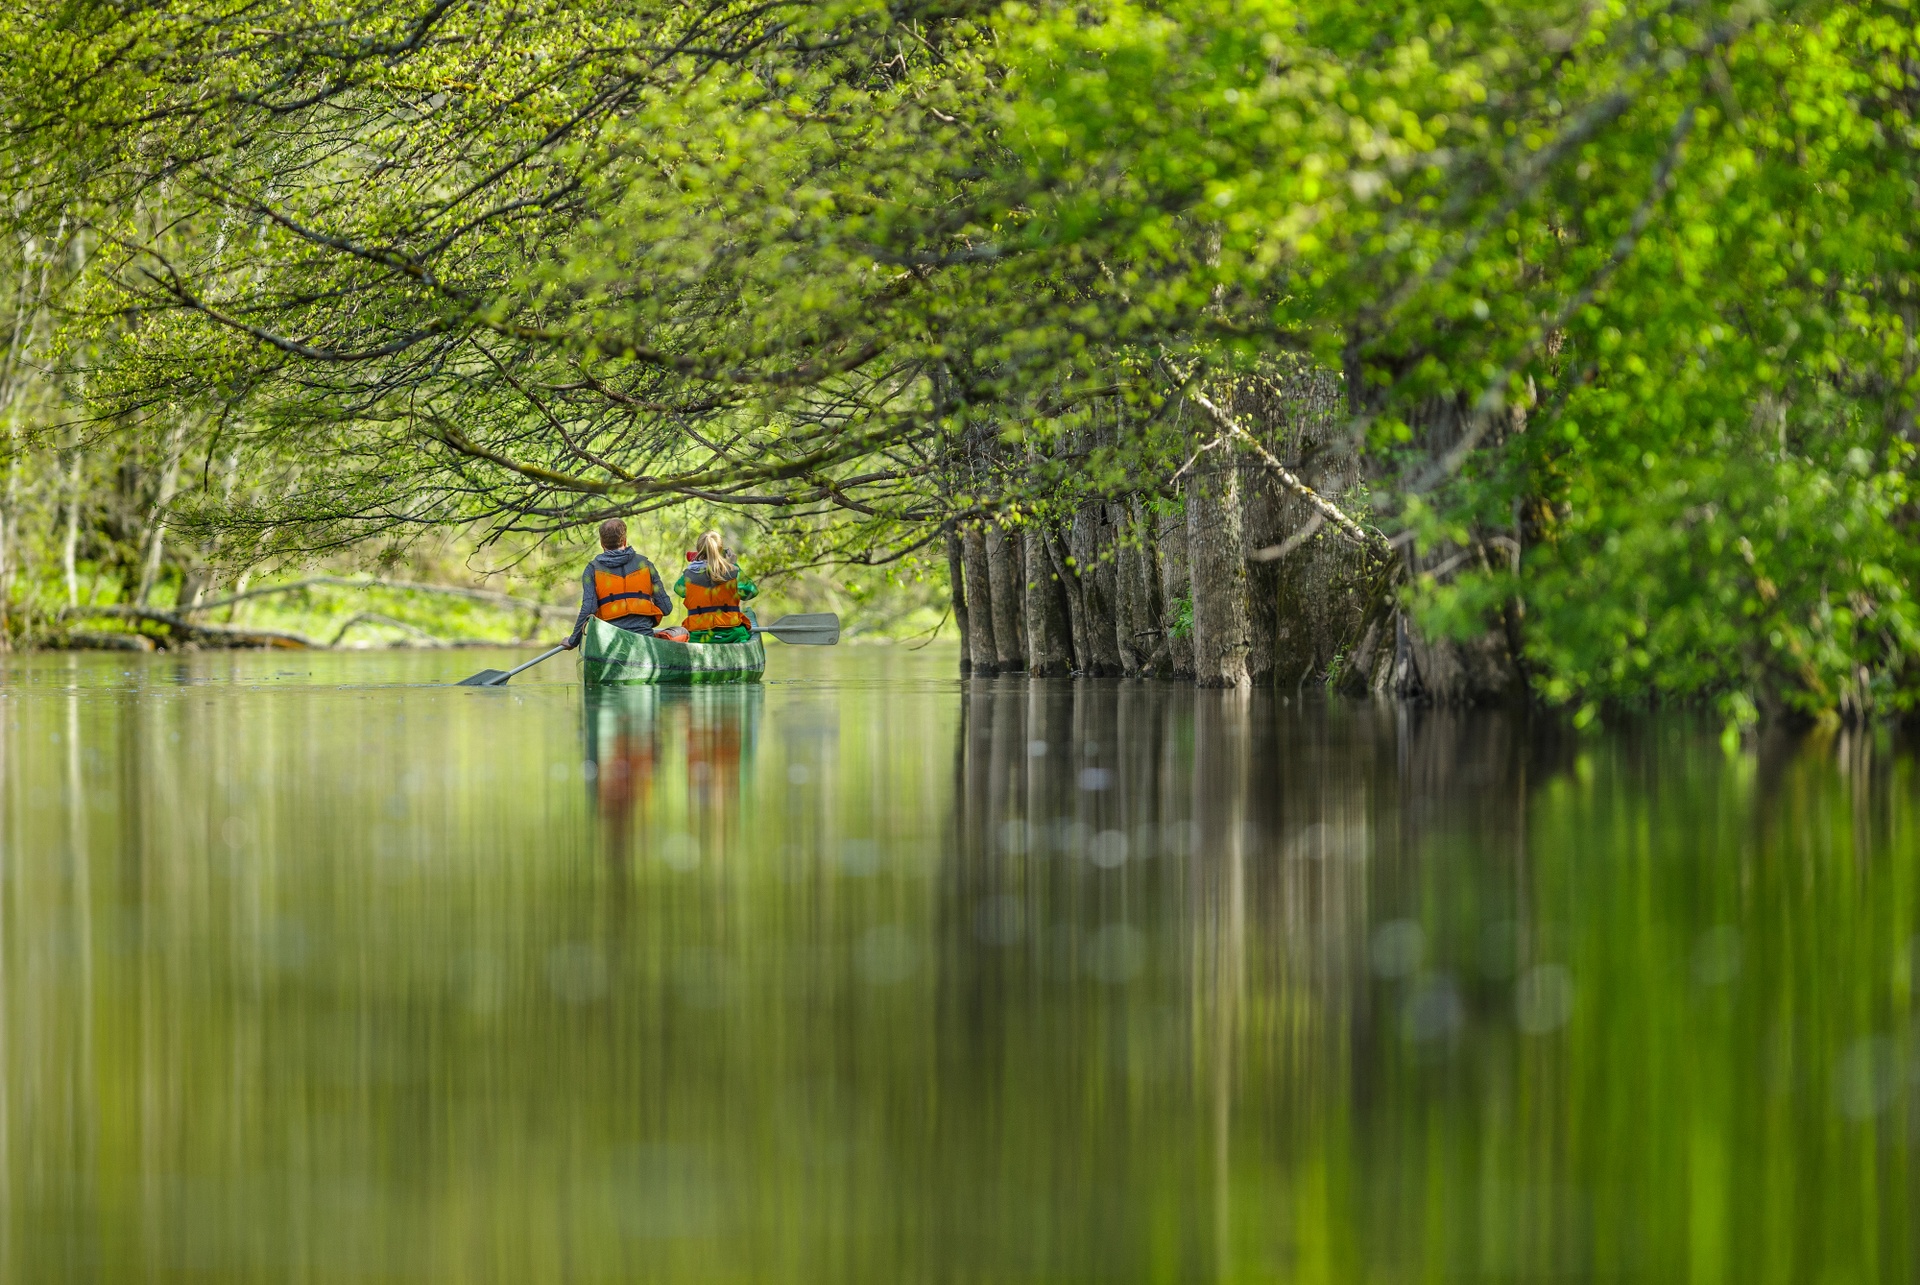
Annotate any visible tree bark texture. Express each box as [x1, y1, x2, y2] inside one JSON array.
[[1237, 464, 1281, 686], [1342, 350, 1522, 703], [1131, 497, 1170, 675], [1156, 505, 1195, 678], [1046, 528, 1090, 674], [1110, 501, 1147, 677], [1186, 459, 1252, 690], [962, 524, 999, 675], [1011, 533, 1029, 664], [985, 522, 1024, 672], [1069, 502, 1123, 676], [136, 419, 186, 606], [1023, 526, 1073, 677], [945, 524, 970, 675]]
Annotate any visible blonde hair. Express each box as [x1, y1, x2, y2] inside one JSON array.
[[695, 530, 733, 578]]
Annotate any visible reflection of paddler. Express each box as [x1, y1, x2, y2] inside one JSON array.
[[584, 687, 761, 847], [584, 688, 663, 845], [685, 694, 745, 807]]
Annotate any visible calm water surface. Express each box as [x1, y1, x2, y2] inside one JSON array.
[[2, 645, 1917, 1282]]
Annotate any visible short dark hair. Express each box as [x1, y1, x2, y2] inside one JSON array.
[[598, 518, 628, 550]]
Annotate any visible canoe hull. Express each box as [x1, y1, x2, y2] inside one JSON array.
[[580, 618, 765, 685]]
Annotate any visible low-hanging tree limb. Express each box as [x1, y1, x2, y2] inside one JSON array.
[[1160, 358, 1386, 555]]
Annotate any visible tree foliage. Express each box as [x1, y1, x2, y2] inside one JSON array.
[[3, 0, 1917, 717]]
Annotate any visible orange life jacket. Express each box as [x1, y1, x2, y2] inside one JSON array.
[[682, 572, 746, 630], [594, 564, 662, 622]]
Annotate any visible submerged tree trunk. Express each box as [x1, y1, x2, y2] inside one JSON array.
[[962, 524, 999, 675], [946, 523, 971, 675], [1187, 461, 1251, 690], [1023, 526, 1072, 676], [1156, 505, 1195, 679], [985, 522, 1024, 672]]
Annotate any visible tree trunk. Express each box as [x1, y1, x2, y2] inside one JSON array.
[[1023, 526, 1072, 676], [945, 524, 971, 675], [0, 415, 16, 645], [1239, 468, 1281, 686], [1187, 461, 1252, 690], [62, 439, 82, 608], [136, 419, 186, 605], [962, 524, 999, 675], [1345, 344, 1523, 703], [1070, 502, 1123, 676], [1011, 533, 1029, 663], [1046, 528, 1090, 673], [1156, 505, 1194, 678], [1395, 545, 1526, 704], [1112, 499, 1157, 677], [985, 522, 1024, 672]]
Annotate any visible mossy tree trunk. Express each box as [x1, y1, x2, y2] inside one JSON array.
[[1156, 505, 1195, 679], [1023, 526, 1072, 676], [946, 523, 971, 676], [1186, 460, 1251, 690], [985, 522, 1024, 672], [1069, 501, 1123, 676], [962, 524, 999, 675]]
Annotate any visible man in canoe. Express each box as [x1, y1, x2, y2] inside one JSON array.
[[561, 518, 675, 650], [674, 530, 757, 643]]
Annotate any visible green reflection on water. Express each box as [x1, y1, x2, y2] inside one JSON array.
[[1, 647, 1915, 1282]]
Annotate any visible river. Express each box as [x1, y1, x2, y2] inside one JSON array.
[[2, 645, 1914, 1281]]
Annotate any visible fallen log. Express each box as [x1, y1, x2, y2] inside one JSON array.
[[58, 603, 320, 649]]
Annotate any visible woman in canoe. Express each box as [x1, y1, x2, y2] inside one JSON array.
[[675, 531, 757, 643]]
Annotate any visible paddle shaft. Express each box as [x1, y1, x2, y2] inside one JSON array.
[[499, 644, 568, 680]]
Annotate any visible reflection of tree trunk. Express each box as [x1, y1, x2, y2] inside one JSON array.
[[1046, 527, 1089, 673], [1071, 503, 1123, 676], [1023, 527, 1072, 676], [986, 523, 1024, 672], [962, 524, 998, 675], [946, 524, 971, 675], [1191, 689, 1247, 1281], [1157, 506, 1194, 679], [1188, 463, 1251, 690]]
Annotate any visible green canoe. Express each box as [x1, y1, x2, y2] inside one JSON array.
[[579, 617, 766, 685]]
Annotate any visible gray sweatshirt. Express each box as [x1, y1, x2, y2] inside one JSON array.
[[568, 547, 674, 645]]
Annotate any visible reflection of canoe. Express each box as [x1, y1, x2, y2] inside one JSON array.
[[580, 617, 765, 685]]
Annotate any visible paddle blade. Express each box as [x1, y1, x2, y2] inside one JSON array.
[[456, 669, 511, 686], [761, 613, 840, 645]]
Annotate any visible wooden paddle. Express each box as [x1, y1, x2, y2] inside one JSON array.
[[456, 643, 568, 686], [758, 613, 840, 645]]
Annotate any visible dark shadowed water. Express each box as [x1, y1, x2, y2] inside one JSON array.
[[2, 645, 1916, 1282]]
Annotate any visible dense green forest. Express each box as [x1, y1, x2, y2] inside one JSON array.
[[0, 0, 1915, 723]]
